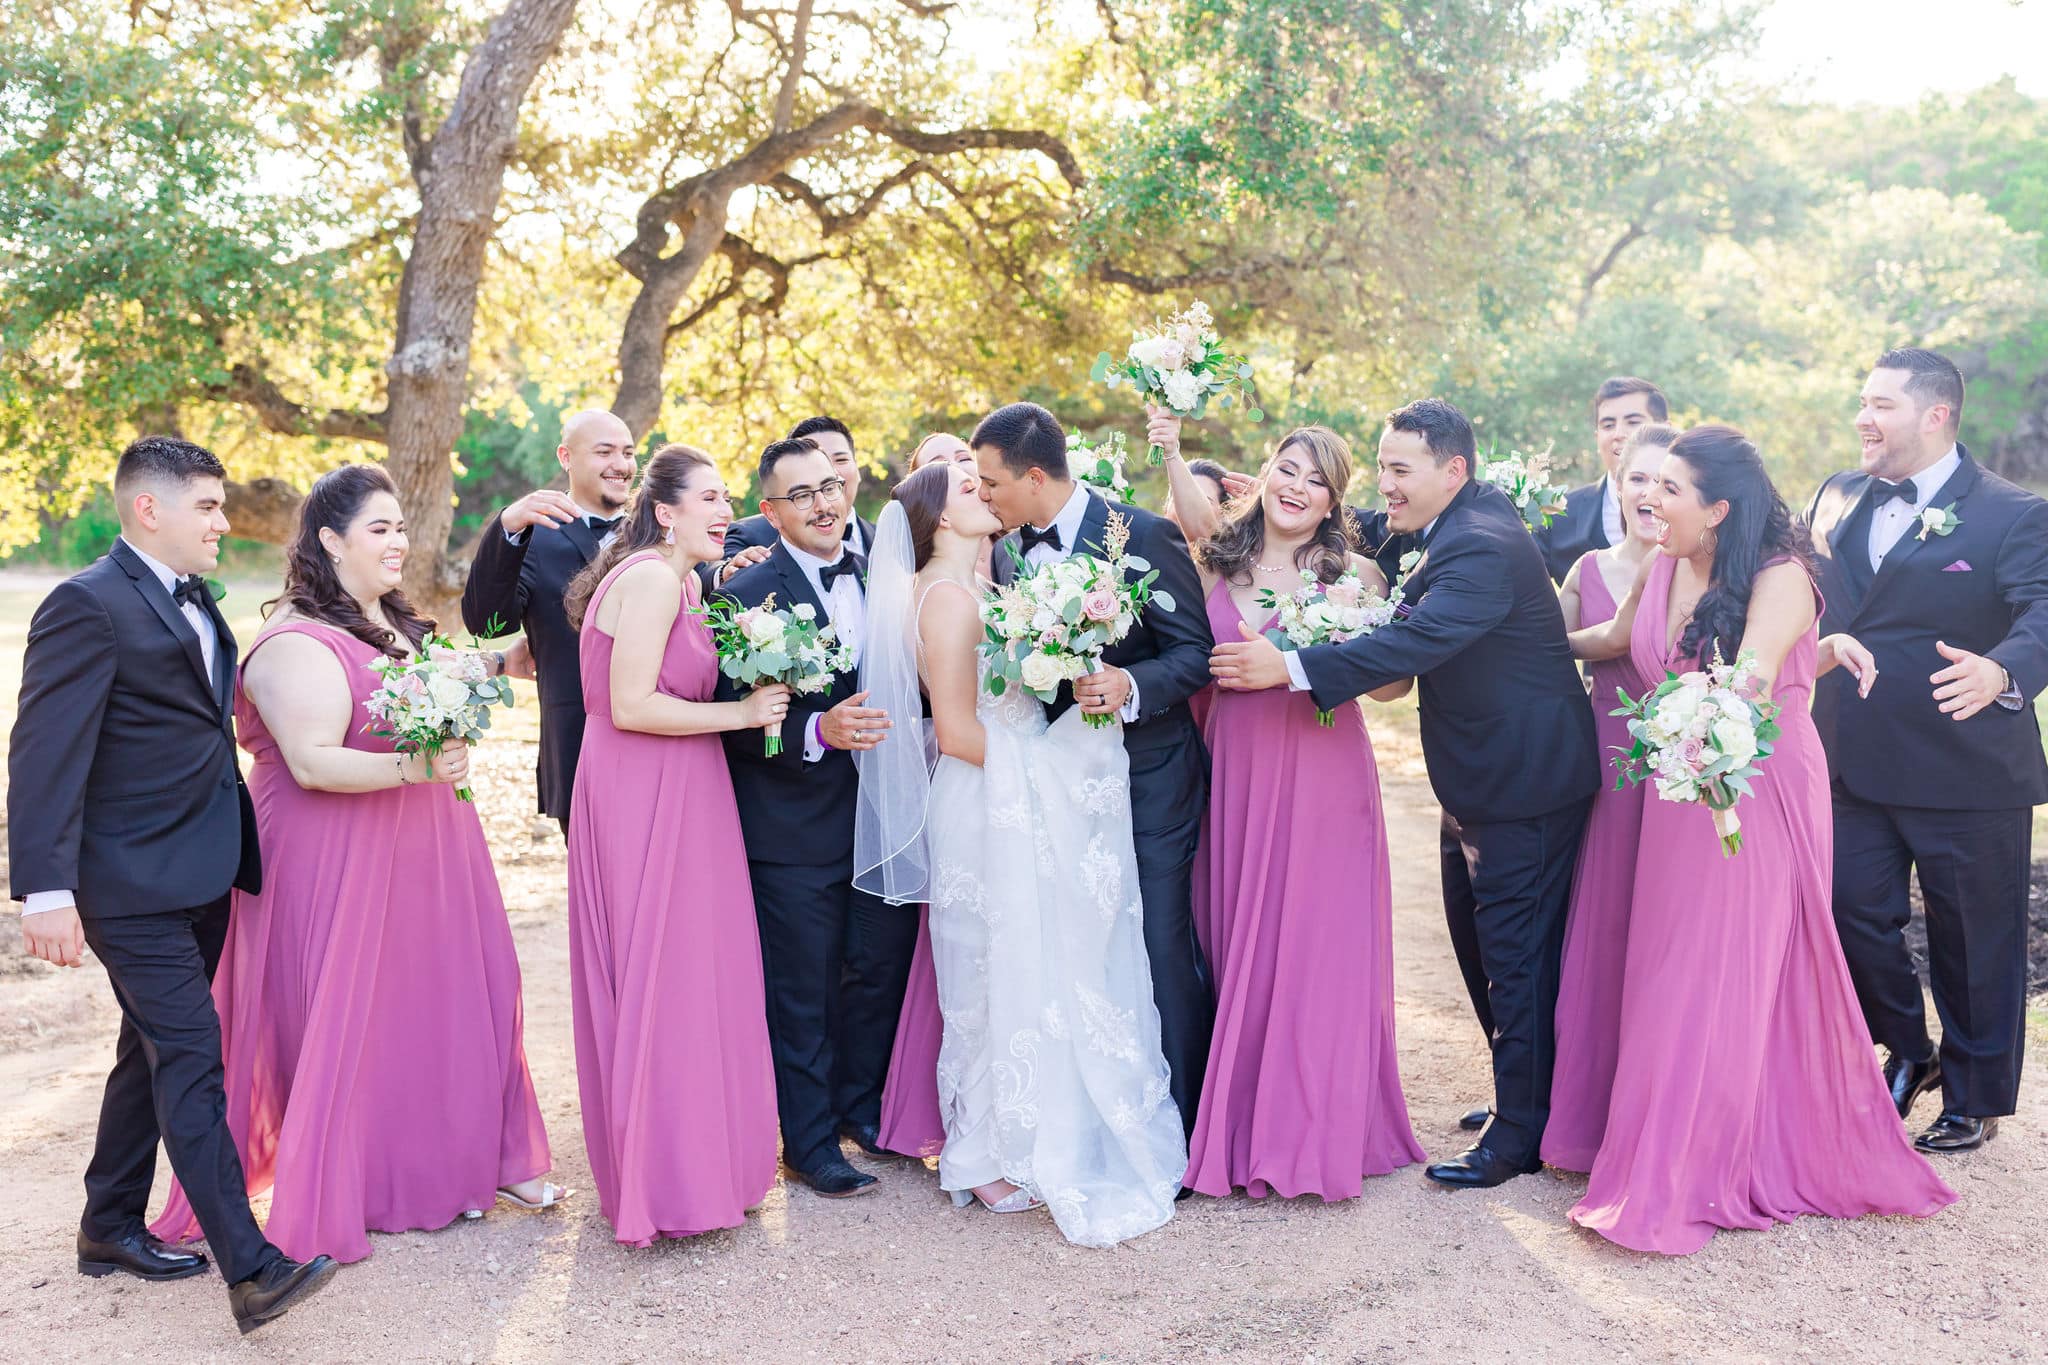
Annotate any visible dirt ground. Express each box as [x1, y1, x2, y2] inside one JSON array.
[[1, 692, 2044, 1361]]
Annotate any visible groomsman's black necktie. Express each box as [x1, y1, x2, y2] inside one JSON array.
[[819, 553, 866, 590], [1019, 523, 1063, 555], [172, 575, 210, 610], [1871, 478, 1918, 508]]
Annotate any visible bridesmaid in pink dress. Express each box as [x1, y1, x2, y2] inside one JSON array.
[[1542, 425, 1673, 1171], [1567, 426, 1954, 1254], [562, 444, 784, 1246], [153, 465, 558, 1265], [1183, 425, 1425, 1200]]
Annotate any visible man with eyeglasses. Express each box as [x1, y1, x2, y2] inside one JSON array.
[[722, 415, 868, 569], [715, 437, 912, 1200]]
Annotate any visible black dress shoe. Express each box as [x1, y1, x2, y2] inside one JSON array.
[[77, 1229, 209, 1281], [789, 1155, 879, 1198], [1882, 1050, 1941, 1120], [1914, 1112, 1999, 1154], [838, 1122, 903, 1160], [229, 1254, 338, 1336], [1457, 1104, 1492, 1132], [1424, 1144, 1542, 1189]]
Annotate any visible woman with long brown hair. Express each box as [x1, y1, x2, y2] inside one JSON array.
[[152, 463, 561, 1266]]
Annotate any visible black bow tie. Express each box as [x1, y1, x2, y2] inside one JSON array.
[[587, 514, 622, 533], [819, 554, 866, 590], [1019, 523, 1064, 555], [172, 575, 210, 610], [1871, 478, 1918, 509]]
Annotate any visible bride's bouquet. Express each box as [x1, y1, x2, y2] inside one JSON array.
[[696, 595, 855, 756], [362, 632, 518, 802], [982, 510, 1175, 728], [1091, 299, 1262, 463], [1070, 429, 1133, 502], [1256, 566, 1401, 726], [1474, 443, 1570, 531], [1611, 649, 1782, 857]]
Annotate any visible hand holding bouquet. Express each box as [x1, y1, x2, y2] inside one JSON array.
[[1071, 429, 1134, 502], [982, 510, 1175, 728], [1256, 566, 1401, 725], [1611, 649, 1782, 856], [1475, 443, 1571, 531], [362, 634, 518, 801], [696, 595, 855, 755], [1092, 300, 1262, 463]]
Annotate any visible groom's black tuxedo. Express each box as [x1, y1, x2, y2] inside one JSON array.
[[1805, 446, 2048, 1116], [994, 490, 1217, 1132], [1299, 480, 1598, 1165], [7, 539, 280, 1283], [716, 530, 913, 1172]]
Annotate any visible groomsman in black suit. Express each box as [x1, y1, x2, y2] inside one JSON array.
[[974, 402, 1218, 1136], [723, 414, 870, 562], [1806, 347, 2048, 1153], [8, 437, 336, 1333], [717, 437, 914, 1198], [1212, 399, 1599, 1187], [1532, 376, 1669, 584], [462, 409, 639, 832]]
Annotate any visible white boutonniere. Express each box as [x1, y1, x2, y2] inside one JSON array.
[[1915, 503, 1961, 542], [1397, 549, 1422, 581]]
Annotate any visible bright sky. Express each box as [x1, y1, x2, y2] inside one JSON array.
[[1752, 0, 2048, 104]]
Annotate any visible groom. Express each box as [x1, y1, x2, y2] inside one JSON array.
[[9, 437, 336, 1332], [1211, 399, 1598, 1187], [972, 401, 1217, 1135]]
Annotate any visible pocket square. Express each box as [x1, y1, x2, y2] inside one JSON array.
[[1942, 559, 1973, 573]]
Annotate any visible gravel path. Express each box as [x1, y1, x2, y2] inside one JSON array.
[[0, 732, 2042, 1363]]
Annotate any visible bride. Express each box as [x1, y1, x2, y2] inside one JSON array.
[[854, 460, 1187, 1248]]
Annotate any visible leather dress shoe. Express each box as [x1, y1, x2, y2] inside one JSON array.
[[838, 1122, 903, 1160], [230, 1254, 338, 1336], [1914, 1112, 1999, 1154], [788, 1155, 879, 1198], [1882, 1050, 1941, 1120], [77, 1229, 209, 1281], [1457, 1104, 1492, 1132], [1424, 1143, 1542, 1189]]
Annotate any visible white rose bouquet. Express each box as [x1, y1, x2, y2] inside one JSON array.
[[696, 595, 855, 756], [362, 632, 517, 802], [1091, 299, 1263, 463], [981, 510, 1176, 728], [1611, 648, 1784, 856], [1255, 566, 1401, 726], [1070, 429, 1134, 502], [1474, 443, 1571, 531]]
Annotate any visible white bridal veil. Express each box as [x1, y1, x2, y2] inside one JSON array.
[[852, 500, 936, 904]]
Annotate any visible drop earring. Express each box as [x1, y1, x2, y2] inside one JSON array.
[[663, 524, 675, 546]]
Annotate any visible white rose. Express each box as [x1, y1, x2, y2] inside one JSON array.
[[1128, 335, 1175, 370], [1304, 600, 1339, 633], [427, 671, 472, 714], [1160, 366, 1204, 412], [1059, 653, 1093, 681], [1919, 507, 1945, 533], [1031, 607, 1060, 633], [1020, 651, 1064, 693], [743, 613, 786, 648], [1711, 718, 1758, 766], [792, 602, 817, 622]]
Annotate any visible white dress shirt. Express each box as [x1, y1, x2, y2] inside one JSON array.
[[505, 501, 620, 549], [1022, 483, 1142, 722], [786, 538, 868, 763], [1600, 476, 1624, 548], [23, 539, 218, 918], [1867, 445, 1961, 573]]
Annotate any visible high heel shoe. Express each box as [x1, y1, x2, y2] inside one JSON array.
[[949, 1186, 1043, 1214]]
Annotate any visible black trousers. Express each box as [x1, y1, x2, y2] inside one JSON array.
[[1830, 786, 2031, 1116], [1128, 730, 1215, 1138], [77, 898, 278, 1284], [1439, 800, 1589, 1165], [749, 859, 919, 1172]]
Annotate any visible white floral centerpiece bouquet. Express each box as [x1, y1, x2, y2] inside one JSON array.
[[982, 510, 1175, 728], [362, 631, 518, 802], [1256, 566, 1401, 726], [1091, 299, 1263, 463], [1611, 648, 1783, 857], [1071, 429, 1134, 502], [1474, 443, 1571, 531], [695, 595, 855, 756]]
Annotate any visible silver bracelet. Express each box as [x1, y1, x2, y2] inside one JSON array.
[[395, 753, 412, 785]]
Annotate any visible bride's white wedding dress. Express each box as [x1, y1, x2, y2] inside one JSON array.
[[917, 580, 1186, 1248]]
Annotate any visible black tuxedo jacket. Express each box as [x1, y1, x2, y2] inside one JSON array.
[[460, 511, 605, 821], [1532, 478, 1610, 585], [1805, 446, 2048, 810], [715, 532, 874, 868], [992, 491, 1213, 753], [1301, 480, 1599, 824], [8, 541, 260, 914], [1344, 505, 1418, 586]]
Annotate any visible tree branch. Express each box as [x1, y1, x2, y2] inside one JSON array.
[[202, 363, 390, 443], [770, 0, 814, 136]]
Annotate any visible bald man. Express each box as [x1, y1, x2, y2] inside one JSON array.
[[462, 409, 639, 831]]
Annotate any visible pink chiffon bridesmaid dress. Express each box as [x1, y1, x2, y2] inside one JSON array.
[[566, 553, 778, 1245], [876, 907, 946, 1159], [152, 620, 551, 1264], [1569, 555, 1955, 1253]]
